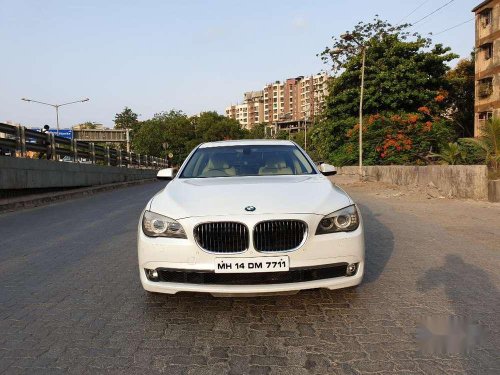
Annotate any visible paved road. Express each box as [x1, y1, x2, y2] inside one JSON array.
[[0, 180, 499, 375]]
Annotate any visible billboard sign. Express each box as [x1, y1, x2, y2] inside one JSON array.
[[31, 128, 73, 140]]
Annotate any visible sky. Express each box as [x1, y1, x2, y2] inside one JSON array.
[[0, 0, 477, 129]]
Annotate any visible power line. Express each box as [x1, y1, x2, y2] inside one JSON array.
[[396, 0, 431, 25], [411, 0, 455, 26], [432, 18, 474, 36]]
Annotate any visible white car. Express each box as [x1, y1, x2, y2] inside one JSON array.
[[138, 140, 364, 296]]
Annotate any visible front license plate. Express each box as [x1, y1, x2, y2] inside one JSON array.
[[215, 256, 290, 274]]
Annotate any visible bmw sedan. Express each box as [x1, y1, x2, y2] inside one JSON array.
[[138, 140, 364, 296]]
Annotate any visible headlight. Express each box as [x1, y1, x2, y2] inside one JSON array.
[[142, 210, 187, 238], [316, 205, 359, 234]]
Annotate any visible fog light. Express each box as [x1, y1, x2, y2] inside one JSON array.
[[346, 263, 358, 276], [145, 269, 159, 281]]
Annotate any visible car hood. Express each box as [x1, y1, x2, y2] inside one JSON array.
[[149, 175, 352, 219]]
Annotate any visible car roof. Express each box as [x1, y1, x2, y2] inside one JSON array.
[[198, 139, 295, 149]]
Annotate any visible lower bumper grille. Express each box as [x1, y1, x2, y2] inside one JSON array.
[[155, 263, 349, 285]]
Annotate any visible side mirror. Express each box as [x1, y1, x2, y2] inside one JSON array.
[[157, 168, 175, 180], [319, 163, 337, 176]]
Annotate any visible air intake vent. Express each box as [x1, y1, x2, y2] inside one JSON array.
[[194, 222, 249, 253], [253, 220, 307, 252]]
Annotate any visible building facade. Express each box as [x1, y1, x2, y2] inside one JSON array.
[[473, 0, 500, 136], [225, 73, 329, 129]]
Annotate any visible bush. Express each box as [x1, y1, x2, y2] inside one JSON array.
[[457, 138, 485, 165], [311, 111, 455, 166]]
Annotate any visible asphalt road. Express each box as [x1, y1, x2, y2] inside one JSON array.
[[0, 180, 499, 375]]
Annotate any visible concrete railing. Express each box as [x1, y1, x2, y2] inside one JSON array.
[[336, 165, 490, 200], [489, 180, 500, 202], [0, 122, 167, 168], [0, 157, 157, 190]]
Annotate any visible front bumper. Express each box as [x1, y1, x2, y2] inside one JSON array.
[[138, 213, 365, 296]]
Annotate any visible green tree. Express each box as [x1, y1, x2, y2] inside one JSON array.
[[247, 123, 268, 139], [445, 54, 475, 138], [132, 110, 194, 165], [192, 111, 247, 142], [322, 111, 454, 166], [465, 118, 500, 177], [313, 17, 458, 164], [319, 18, 456, 119], [74, 121, 97, 129], [114, 107, 140, 136], [458, 138, 485, 165], [275, 130, 289, 140], [431, 142, 467, 165]]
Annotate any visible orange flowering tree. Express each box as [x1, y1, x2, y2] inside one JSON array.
[[310, 17, 458, 165], [334, 107, 454, 165]]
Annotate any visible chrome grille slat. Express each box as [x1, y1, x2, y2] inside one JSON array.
[[253, 220, 307, 252], [194, 222, 249, 253]]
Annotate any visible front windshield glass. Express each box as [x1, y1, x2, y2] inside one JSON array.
[[180, 145, 316, 178]]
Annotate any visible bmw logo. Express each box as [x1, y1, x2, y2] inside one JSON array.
[[245, 206, 256, 212]]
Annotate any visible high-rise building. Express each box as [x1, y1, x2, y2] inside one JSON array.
[[226, 73, 329, 128], [472, 0, 500, 136]]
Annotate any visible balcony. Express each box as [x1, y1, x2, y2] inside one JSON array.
[[478, 78, 493, 98]]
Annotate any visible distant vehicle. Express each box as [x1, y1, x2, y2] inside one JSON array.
[[61, 156, 92, 164], [0, 148, 14, 156], [138, 140, 365, 296]]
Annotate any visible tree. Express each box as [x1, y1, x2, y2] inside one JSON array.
[[132, 110, 195, 165], [131, 110, 252, 164], [465, 117, 500, 177], [445, 54, 475, 138], [431, 142, 467, 165], [74, 121, 98, 129], [246, 123, 268, 139], [321, 110, 454, 166], [114, 107, 140, 136], [192, 111, 247, 142], [313, 17, 458, 165]]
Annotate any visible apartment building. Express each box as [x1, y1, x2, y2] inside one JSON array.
[[472, 0, 500, 136], [225, 73, 329, 128], [244, 91, 265, 128]]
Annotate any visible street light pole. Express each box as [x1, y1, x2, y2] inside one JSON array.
[[339, 33, 367, 180], [304, 116, 307, 151], [21, 97, 90, 135], [359, 46, 366, 180], [56, 106, 60, 135]]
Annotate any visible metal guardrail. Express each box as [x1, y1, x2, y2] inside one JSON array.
[[0, 123, 167, 169]]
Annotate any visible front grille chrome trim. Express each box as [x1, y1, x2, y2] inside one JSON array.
[[253, 220, 308, 253], [193, 221, 249, 254]]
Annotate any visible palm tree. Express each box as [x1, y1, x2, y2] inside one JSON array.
[[466, 117, 500, 173], [431, 142, 467, 165]]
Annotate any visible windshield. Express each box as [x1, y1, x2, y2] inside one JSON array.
[[180, 145, 316, 178]]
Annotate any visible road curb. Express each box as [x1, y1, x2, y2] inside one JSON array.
[[0, 179, 157, 213]]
